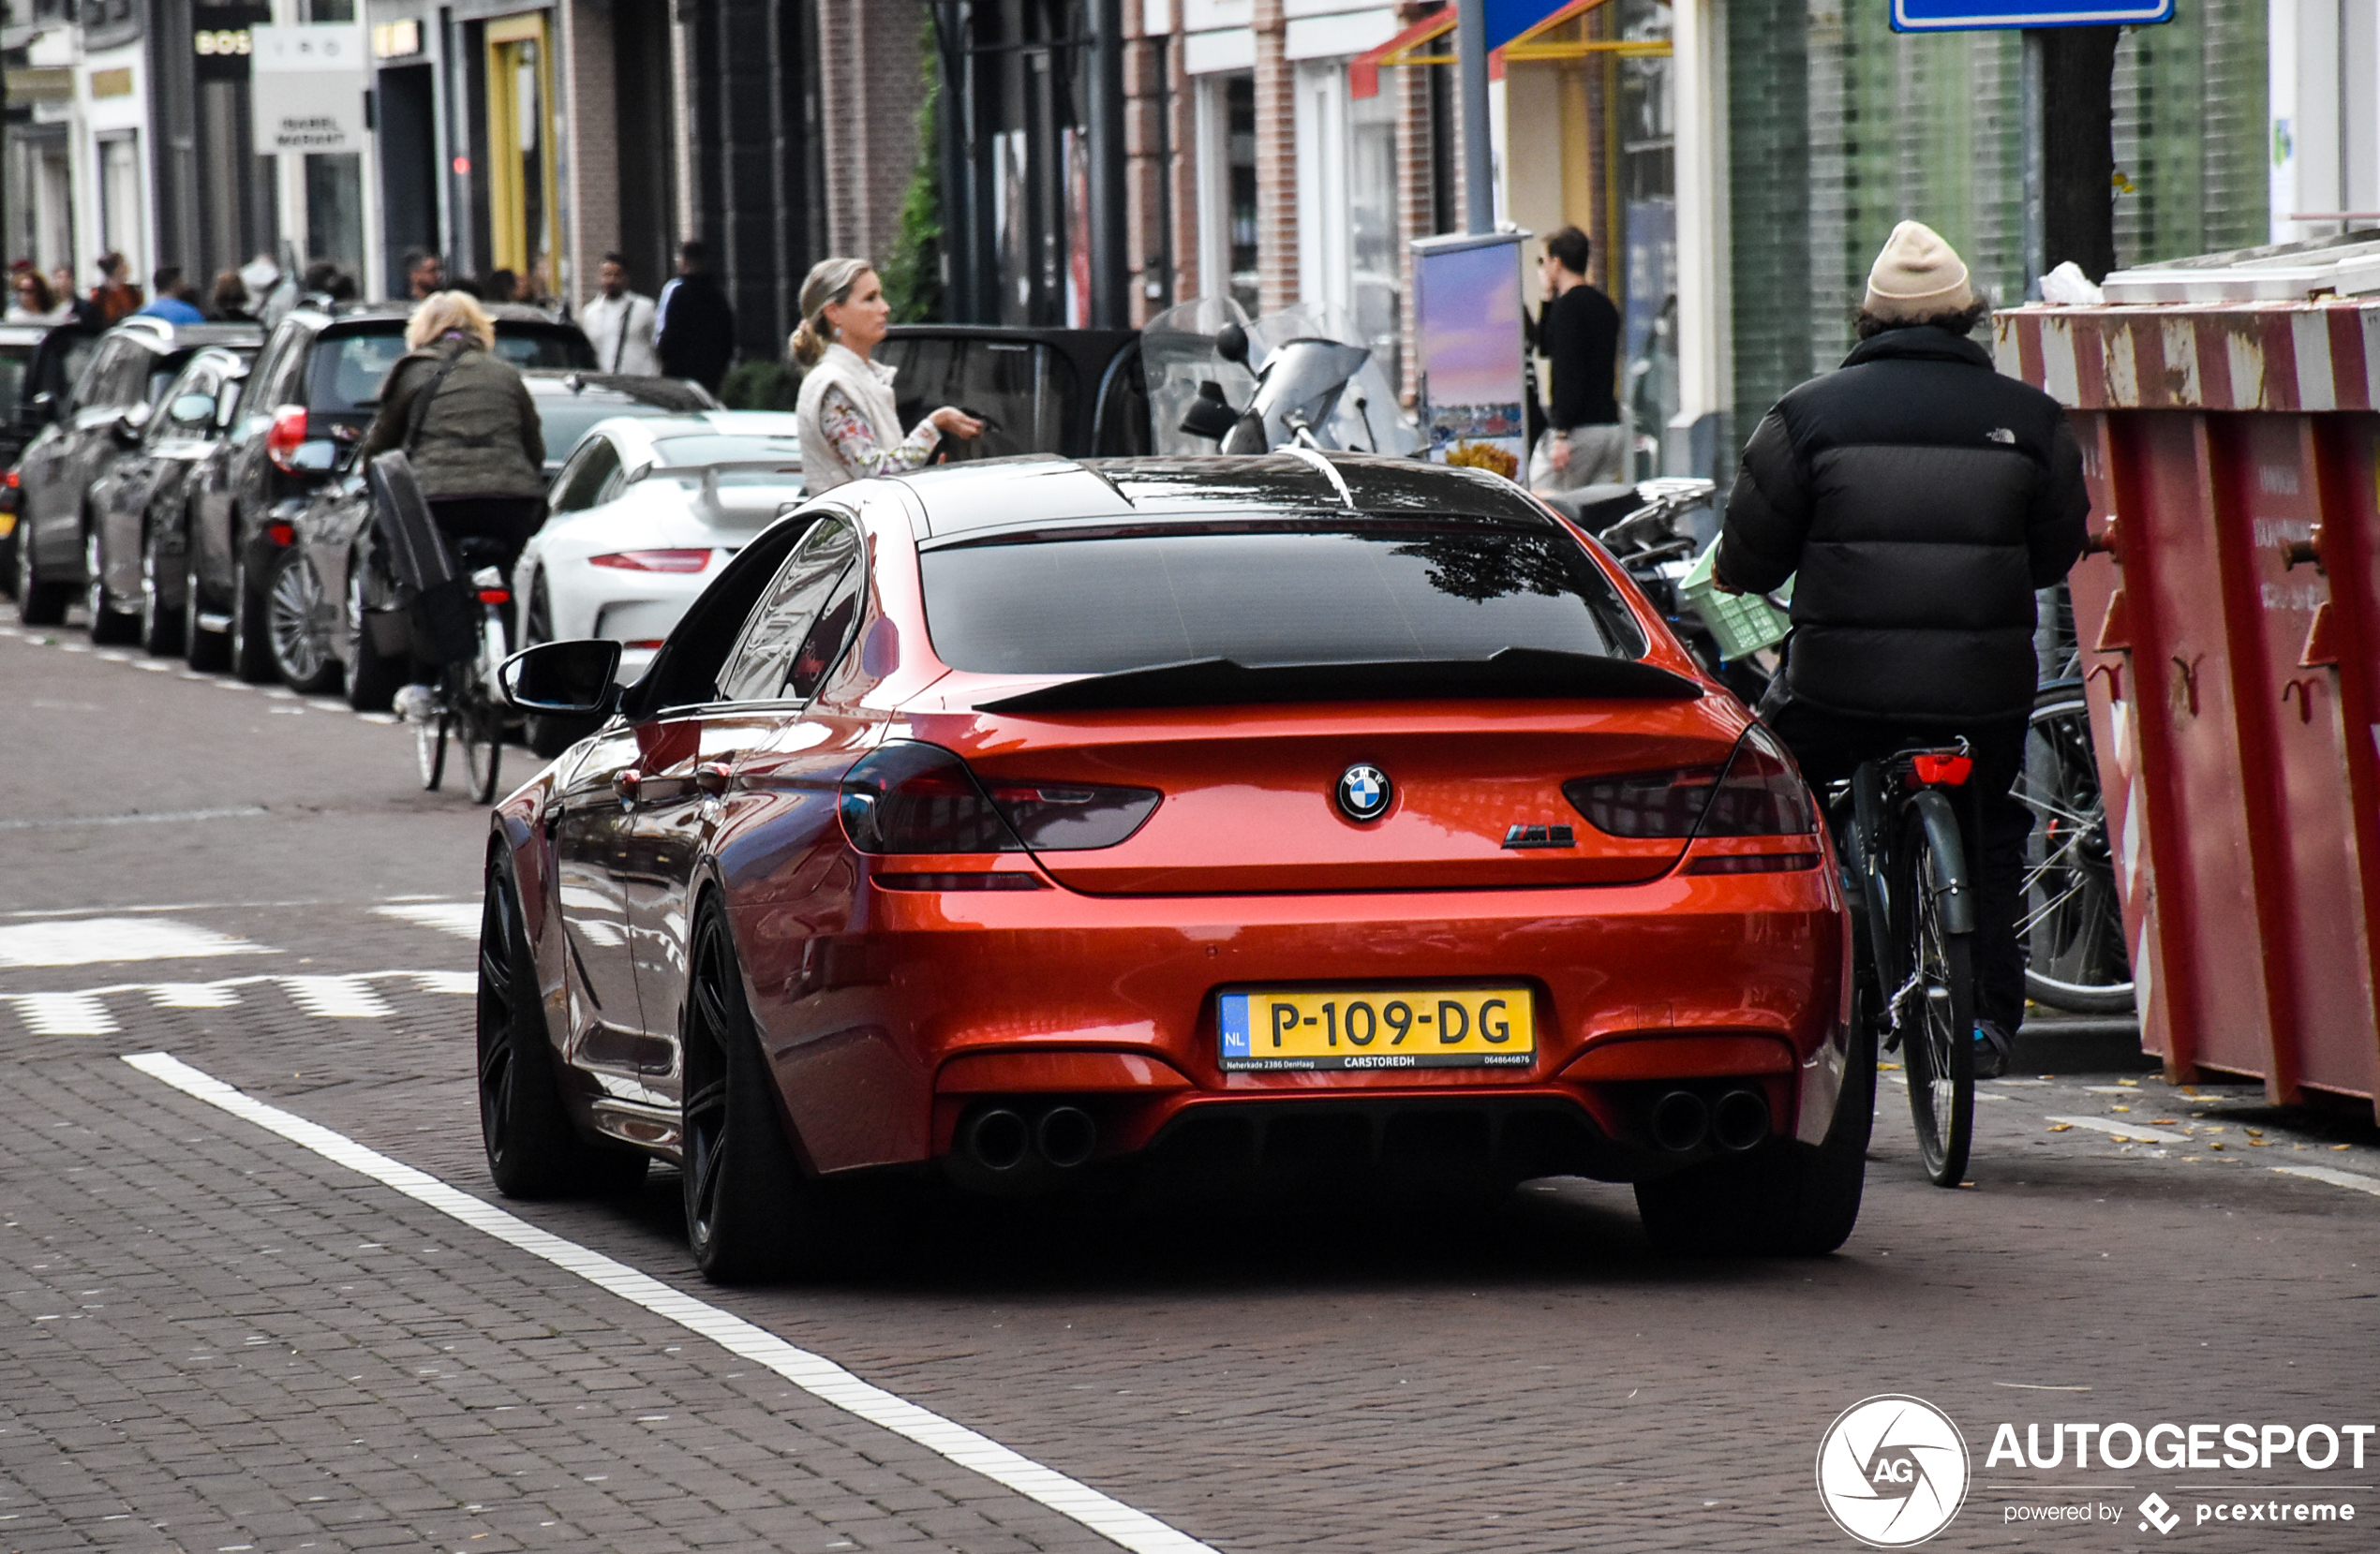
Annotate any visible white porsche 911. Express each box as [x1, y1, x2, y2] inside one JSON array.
[[515, 411, 802, 752]]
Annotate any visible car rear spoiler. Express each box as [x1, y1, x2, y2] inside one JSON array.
[[973, 648, 1704, 713]]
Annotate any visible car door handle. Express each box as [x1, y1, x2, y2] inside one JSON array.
[[614, 768, 643, 805], [695, 761, 736, 797]]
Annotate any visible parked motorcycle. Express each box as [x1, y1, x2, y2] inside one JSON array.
[[1143, 297, 1419, 457]]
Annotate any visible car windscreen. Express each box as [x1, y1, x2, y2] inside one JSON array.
[[649, 434, 804, 466], [495, 329, 597, 371], [535, 399, 680, 466], [919, 519, 1648, 675]]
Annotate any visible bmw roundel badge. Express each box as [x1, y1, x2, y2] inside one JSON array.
[[1336, 763, 1392, 822]]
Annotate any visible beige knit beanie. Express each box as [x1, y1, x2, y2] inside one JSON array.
[[1864, 220, 1975, 319]]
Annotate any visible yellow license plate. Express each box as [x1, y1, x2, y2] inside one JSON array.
[[0, 513, 14, 539], [1219, 988, 1534, 1072]]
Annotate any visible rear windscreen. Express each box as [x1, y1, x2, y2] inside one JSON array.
[[309, 327, 597, 414], [534, 399, 678, 466], [920, 522, 1646, 674]]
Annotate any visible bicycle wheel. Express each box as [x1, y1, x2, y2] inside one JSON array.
[[2016, 684, 2135, 1013], [1892, 805, 1974, 1186], [458, 685, 503, 804], [417, 701, 449, 792]]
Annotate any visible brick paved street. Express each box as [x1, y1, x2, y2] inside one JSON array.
[[4, 624, 2377, 1554]]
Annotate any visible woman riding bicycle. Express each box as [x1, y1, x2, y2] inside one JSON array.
[[358, 290, 546, 720], [1713, 221, 2089, 1079]]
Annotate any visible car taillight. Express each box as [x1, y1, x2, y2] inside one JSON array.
[[264, 405, 308, 472], [588, 549, 710, 572], [980, 780, 1160, 851], [264, 521, 295, 546], [1695, 725, 1816, 836], [1563, 767, 1722, 837], [1564, 727, 1815, 839], [839, 743, 1161, 855], [840, 743, 1022, 854]]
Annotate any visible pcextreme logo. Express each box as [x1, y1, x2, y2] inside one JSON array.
[[1817, 1395, 1973, 1547]]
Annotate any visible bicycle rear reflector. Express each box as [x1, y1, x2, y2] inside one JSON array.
[[1911, 751, 1973, 786]]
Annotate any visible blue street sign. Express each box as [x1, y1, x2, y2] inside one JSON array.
[[1892, 0, 2172, 30]]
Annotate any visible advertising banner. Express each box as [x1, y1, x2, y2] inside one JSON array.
[[1411, 232, 1529, 481], [248, 23, 368, 154]]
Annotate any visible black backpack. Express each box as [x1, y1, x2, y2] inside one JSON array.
[[366, 351, 479, 665]]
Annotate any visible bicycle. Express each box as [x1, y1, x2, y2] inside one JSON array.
[[410, 538, 512, 806], [1828, 741, 1981, 1187]]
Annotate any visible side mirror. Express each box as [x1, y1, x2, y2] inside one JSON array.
[[1178, 380, 1240, 441], [112, 404, 152, 445], [498, 638, 623, 716], [288, 439, 338, 472], [1213, 322, 1249, 366], [23, 391, 55, 427], [169, 392, 216, 426]]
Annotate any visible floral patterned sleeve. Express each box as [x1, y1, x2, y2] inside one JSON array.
[[820, 385, 941, 478]]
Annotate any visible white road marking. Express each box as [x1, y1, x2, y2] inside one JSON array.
[[2270, 1165, 2380, 1197], [410, 970, 477, 995], [372, 903, 482, 940], [0, 805, 267, 832], [6, 991, 118, 1035], [277, 976, 395, 1018], [0, 917, 272, 968], [149, 983, 241, 1010], [121, 1054, 1216, 1554], [2044, 1114, 2193, 1146]]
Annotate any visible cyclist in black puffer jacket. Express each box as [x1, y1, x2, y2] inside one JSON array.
[[1715, 220, 2090, 1076]]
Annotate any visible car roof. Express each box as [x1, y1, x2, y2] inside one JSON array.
[[885, 452, 1548, 541], [600, 409, 806, 451], [110, 317, 266, 352], [519, 370, 715, 412], [0, 324, 54, 346]]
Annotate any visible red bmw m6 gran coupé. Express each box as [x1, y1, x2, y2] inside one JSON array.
[[480, 452, 1867, 1280]]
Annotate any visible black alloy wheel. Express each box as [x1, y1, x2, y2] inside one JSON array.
[[265, 548, 341, 694], [1894, 807, 1975, 1188], [342, 552, 405, 712], [138, 520, 184, 657], [228, 540, 276, 683], [82, 528, 137, 644], [476, 864, 647, 1198], [681, 897, 816, 1283], [182, 524, 229, 671], [14, 519, 69, 625]]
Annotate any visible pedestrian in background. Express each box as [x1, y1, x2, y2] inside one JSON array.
[[400, 250, 445, 303], [791, 257, 978, 495], [485, 269, 519, 305], [656, 240, 736, 394], [1527, 227, 1625, 493], [85, 253, 141, 326], [137, 267, 206, 325], [580, 253, 659, 376], [6, 268, 68, 323], [210, 270, 254, 322]]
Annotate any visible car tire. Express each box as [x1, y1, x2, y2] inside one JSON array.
[[13, 520, 69, 626], [137, 520, 185, 657], [682, 895, 818, 1283], [1633, 1016, 1873, 1258], [523, 574, 599, 758], [264, 547, 342, 694], [229, 541, 276, 683], [476, 863, 649, 1199], [343, 554, 405, 713], [83, 527, 138, 644], [183, 524, 230, 672]]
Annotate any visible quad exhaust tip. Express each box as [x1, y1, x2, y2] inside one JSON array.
[[1711, 1088, 1771, 1152], [1649, 1090, 1708, 1152], [961, 1104, 1098, 1174]]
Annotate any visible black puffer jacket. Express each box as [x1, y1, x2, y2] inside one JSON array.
[[1717, 327, 2089, 723]]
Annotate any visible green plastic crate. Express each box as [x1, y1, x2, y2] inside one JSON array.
[[1678, 537, 1794, 660]]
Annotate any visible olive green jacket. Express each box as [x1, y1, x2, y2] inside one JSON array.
[[359, 338, 546, 500]]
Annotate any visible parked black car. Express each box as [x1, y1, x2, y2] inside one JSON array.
[[0, 319, 102, 595], [272, 369, 714, 706], [875, 325, 1148, 459], [11, 316, 263, 626], [180, 304, 596, 680], [78, 347, 257, 651]]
